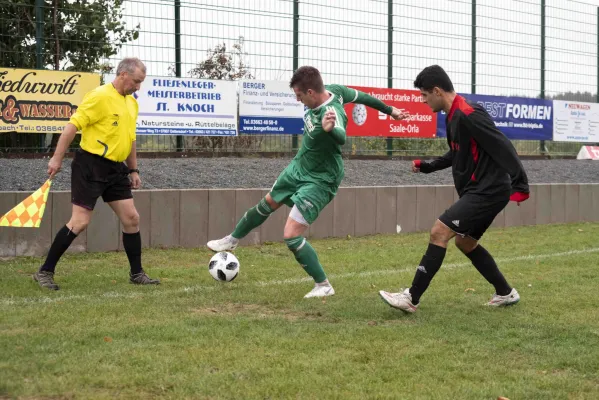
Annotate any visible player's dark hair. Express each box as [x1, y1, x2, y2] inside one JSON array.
[[413, 65, 454, 93], [289, 66, 325, 93]]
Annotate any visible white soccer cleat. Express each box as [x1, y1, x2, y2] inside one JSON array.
[[206, 235, 239, 252], [487, 288, 520, 307], [379, 288, 418, 313], [304, 282, 335, 298]]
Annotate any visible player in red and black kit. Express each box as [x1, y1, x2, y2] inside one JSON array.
[[379, 65, 530, 313]]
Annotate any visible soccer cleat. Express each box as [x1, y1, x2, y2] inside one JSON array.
[[207, 235, 239, 252], [130, 270, 160, 285], [379, 288, 418, 313], [487, 288, 520, 307], [304, 282, 335, 298], [33, 270, 59, 290]]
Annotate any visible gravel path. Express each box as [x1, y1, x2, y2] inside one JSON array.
[[0, 157, 597, 192]]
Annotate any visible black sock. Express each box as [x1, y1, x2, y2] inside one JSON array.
[[466, 245, 512, 296], [40, 225, 78, 273], [123, 231, 143, 275], [409, 243, 447, 304]]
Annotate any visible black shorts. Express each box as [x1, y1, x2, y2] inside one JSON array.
[[438, 193, 509, 241], [71, 149, 132, 210]]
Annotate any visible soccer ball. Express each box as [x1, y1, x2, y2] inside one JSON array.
[[352, 103, 368, 126], [208, 252, 240, 282]]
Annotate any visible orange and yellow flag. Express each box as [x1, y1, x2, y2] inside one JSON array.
[[0, 179, 52, 228]]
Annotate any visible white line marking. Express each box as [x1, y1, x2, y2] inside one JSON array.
[[3, 247, 598, 306]]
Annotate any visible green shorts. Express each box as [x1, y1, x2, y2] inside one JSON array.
[[269, 165, 339, 225]]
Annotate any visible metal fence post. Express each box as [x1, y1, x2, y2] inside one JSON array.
[[386, 0, 393, 158], [540, 0, 547, 155], [36, 0, 44, 150], [291, 0, 300, 152], [175, 0, 183, 152], [471, 0, 476, 95]]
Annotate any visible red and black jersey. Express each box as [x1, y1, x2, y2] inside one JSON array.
[[418, 95, 529, 199]]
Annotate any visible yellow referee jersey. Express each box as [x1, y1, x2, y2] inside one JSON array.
[[69, 83, 138, 162]]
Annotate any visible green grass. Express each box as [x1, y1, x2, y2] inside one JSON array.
[[2, 223, 599, 399]]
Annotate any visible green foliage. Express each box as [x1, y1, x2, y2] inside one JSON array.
[[188, 36, 254, 81], [185, 37, 259, 152], [546, 91, 596, 102], [0, 0, 139, 72], [0, 0, 139, 151]]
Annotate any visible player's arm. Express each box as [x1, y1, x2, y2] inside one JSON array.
[[125, 141, 141, 189], [354, 90, 409, 120], [464, 109, 530, 201], [126, 100, 141, 189], [329, 126, 346, 145], [47, 123, 78, 178], [413, 151, 453, 174], [48, 91, 103, 178], [69, 90, 104, 132], [322, 109, 346, 145], [330, 84, 408, 120]]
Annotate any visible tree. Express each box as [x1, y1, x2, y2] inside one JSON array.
[[0, 0, 139, 152], [547, 91, 595, 102], [188, 36, 254, 81], [185, 37, 259, 153], [0, 0, 139, 72]]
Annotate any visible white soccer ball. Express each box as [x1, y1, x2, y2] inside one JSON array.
[[352, 103, 368, 126], [208, 252, 240, 282]]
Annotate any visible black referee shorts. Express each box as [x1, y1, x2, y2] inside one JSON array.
[[71, 149, 133, 210], [438, 192, 510, 241]]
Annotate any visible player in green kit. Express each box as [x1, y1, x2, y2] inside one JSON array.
[[207, 66, 408, 298]]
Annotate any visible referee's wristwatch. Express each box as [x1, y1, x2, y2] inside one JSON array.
[[129, 168, 140, 175]]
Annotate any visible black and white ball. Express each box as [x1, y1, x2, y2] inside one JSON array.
[[208, 252, 240, 282]]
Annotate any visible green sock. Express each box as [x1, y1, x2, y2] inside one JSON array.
[[285, 236, 327, 283], [231, 198, 274, 239]]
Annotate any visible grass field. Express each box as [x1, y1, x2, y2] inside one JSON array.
[[2, 223, 599, 399]]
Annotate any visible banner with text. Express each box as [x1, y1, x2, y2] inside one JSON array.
[[345, 86, 437, 137], [0, 68, 100, 134], [553, 100, 599, 143], [436, 94, 553, 140], [239, 80, 303, 134], [134, 76, 237, 136]]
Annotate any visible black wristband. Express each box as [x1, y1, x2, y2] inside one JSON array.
[[129, 168, 140, 174]]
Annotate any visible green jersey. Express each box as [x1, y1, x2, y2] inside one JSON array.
[[290, 84, 356, 185], [270, 84, 393, 223], [290, 84, 393, 186], [269, 85, 352, 223]]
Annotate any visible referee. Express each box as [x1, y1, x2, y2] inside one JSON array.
[[33, 57, 160, 290]]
